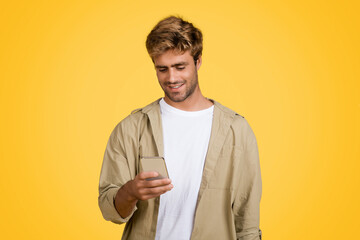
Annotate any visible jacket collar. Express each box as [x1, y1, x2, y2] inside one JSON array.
[[141, 97, 238, 117]]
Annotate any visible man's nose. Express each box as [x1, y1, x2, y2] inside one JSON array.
[[168, 68, 177, 82]]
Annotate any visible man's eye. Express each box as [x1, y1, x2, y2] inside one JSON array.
[[159, 69, 167, 72], [176, 67, 185, 70]]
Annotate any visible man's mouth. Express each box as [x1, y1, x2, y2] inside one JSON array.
[[168, 83, 184, 89]]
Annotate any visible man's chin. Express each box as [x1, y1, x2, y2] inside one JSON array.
[[165, 93, 187, 103]]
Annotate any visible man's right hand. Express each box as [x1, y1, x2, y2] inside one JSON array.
[[123, 171, 173, 201], [114, 171, 173, 218]]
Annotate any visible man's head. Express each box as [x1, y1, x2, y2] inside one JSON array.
[[146, 16, 205, 107], [146, 16, 203, 64]]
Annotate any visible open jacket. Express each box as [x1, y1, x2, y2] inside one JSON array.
[[98, 98, 262, 240]]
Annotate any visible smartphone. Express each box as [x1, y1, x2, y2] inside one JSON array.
[[140, 156, 169, 181]]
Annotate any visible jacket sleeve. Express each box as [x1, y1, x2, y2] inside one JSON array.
[[98, 122, 137, 224], [234, 120, 262, 240]]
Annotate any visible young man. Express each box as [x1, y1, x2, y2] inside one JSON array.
[[98, 16, 262, 240]]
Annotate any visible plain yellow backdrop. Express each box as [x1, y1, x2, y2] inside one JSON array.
[[1, 1, 359, 239]]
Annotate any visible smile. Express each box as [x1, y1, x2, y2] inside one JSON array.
[[168, 83, 184, 89]]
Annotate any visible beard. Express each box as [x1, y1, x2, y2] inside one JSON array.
[[162, 73, 199, 103]]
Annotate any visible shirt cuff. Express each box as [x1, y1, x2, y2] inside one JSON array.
[[111, 188, 138, 223], [99, 187, 137, 224]]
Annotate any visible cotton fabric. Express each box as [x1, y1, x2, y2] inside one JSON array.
[[155, 98, 213, 240]]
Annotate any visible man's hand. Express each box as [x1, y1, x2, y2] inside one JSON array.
[[123, 171, 173, 201], [114, 171, 173, 218]]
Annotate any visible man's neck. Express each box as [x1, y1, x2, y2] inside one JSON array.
[[164, 92, 213, 111]]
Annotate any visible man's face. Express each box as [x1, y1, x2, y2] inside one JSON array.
[[154, 50, 201, 104]]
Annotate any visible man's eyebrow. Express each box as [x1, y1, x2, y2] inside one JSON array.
[[155, 62, 189, 68], [171, 62, 189, 67], [155, 65, 167, 69]]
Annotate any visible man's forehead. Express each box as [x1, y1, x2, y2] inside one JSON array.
[[154, 50, 192, 66]]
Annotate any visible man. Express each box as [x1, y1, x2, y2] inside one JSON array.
[[98, 16, 262, 240]]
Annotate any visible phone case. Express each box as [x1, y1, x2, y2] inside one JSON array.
[[140, 156, 169, 180]]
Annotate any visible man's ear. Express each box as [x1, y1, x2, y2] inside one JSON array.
[[196, 55, 202, 70]]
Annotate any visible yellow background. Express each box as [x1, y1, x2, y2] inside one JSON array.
[[1, 1, 359, 239]]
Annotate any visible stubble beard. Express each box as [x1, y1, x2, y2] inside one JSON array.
[[163, 72, 199, 103]]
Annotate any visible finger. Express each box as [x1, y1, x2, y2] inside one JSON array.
[[139, 184, 173, 195], [137, 171, 159, 180], [142, 178, 172, 188], [140, 187, 173, 200]]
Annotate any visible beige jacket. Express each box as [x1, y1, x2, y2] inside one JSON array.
[[98, 98, 262, 240]]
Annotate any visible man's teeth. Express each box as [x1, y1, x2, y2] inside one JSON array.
[[170, 84, 182, 89]]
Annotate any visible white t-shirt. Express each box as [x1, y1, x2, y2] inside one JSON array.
[[155, 98, 214, 240]]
